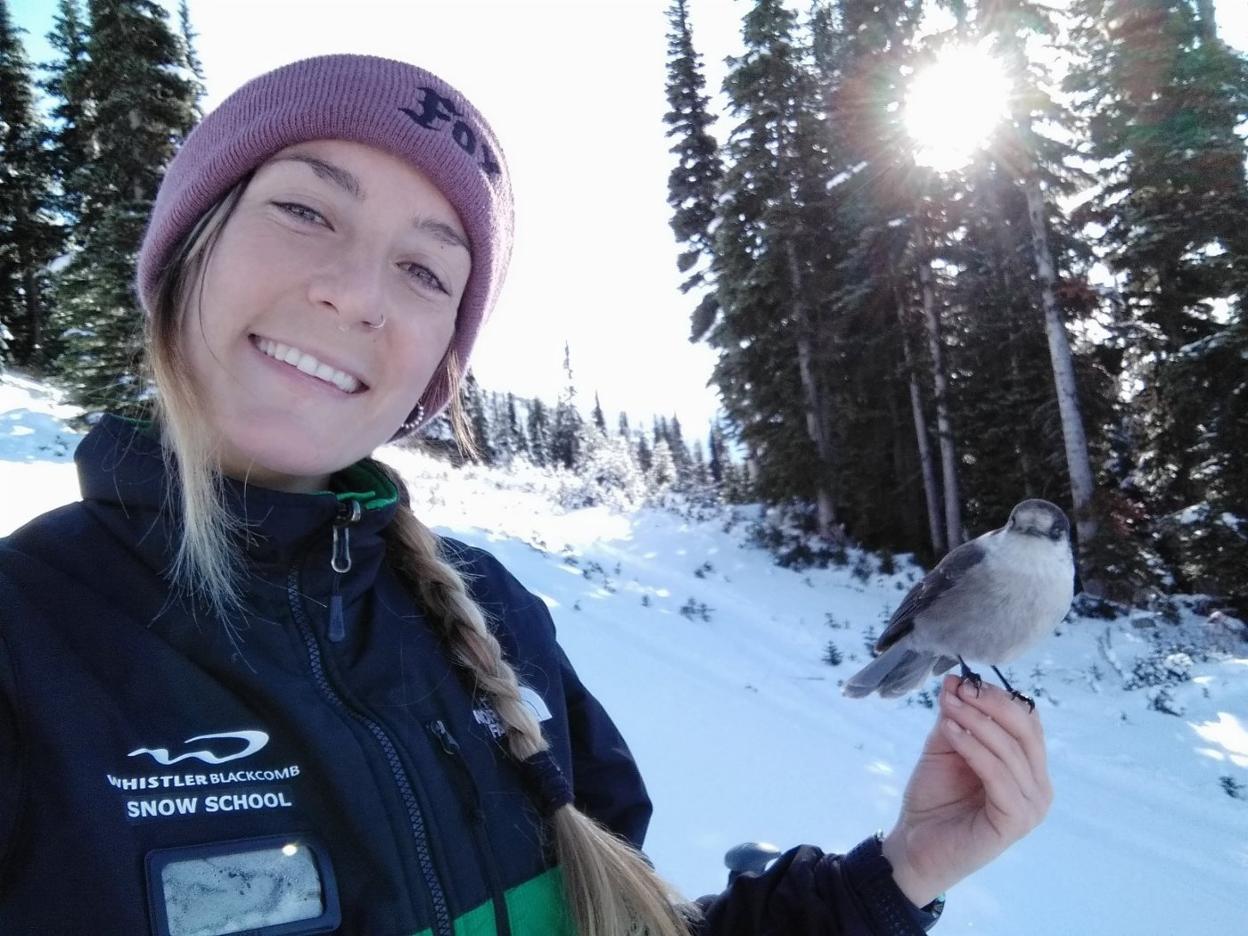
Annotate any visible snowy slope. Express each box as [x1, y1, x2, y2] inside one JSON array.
[[3, 369, 1246, 935]]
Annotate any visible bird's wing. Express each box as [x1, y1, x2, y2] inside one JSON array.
[[876, 536, 990, 653]]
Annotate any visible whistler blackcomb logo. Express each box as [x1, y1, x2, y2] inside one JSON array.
[[127, 733, 269, 768], [108, 729, 304, 822], [399, 86, 502, 179]]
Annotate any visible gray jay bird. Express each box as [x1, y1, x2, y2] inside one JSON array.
[[842, 499, 1075, 711]]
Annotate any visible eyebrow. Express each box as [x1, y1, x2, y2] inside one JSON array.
[[273, 153, 471, 253]]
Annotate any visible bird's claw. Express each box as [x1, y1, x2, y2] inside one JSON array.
[[956, 670, 983, 698], [1009, 689, 1036, 713]]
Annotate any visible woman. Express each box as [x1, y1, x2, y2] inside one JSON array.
[[0, 54, 1051, 935]]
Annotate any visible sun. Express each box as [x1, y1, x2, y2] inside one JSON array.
[[904, 43, 1011, 171]]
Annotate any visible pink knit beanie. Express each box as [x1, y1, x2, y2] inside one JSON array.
[[136, 53, 514, 438]]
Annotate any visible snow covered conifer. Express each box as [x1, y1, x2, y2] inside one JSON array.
[[49, 0, 199, 418], [0, 0, 60, 369], [526, 397, 551, 468]]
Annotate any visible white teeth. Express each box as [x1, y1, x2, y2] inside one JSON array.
[[256, 337, 361, 393]]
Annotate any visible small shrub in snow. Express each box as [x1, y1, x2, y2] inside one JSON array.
[[907, 690, 935, 709], [824, 612, 848, 630], [851, 554, 873, 583], [1072, 593, 1123, 620], [1148, 688, 1183, 716], [745, 502, 851, 570], [1220, 776, 1245, 800], [641, 595, 651, 608], [878, 549, 897, 575], [822, 641, 843, 666], [862, 627, 878, 655], [679, 598, 712, 622], [1124, 649, 1194, 690], [693, 561, 714, 579]]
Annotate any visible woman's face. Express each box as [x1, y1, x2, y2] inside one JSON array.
[[183, 139, 471, 493]]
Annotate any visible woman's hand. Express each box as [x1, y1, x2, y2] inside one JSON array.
[[879, 674, 1054, 908]]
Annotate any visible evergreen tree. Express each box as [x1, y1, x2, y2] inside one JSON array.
[[667, 412, 691, 479], [526, 397, 551, 467], [707, 421, 726, 484], [461, 372, 494, 464], [617, 410, 630, 438], [582, 425, 647, 508], [690, 438, 709, 486], [1067, 0, 1248, 610], [707, 0, 852, 541], [0, 0, 60, 369], [648, 437, 677, 490], [634, 430, 653, 474], [821, 0, 939, 555], [550, 342, 583, 469], [176, 0, 205, 114], [663, 0, 723, 340], [40, 0, 91, 231], [592, 391, 607, 433], [975, 0, 1103, 569], [49, 0, 199, 418], [506, 392, 528, 457]]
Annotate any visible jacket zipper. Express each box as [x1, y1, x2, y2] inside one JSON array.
[[327, 499, 361, 643], [427, 719, 513, 936], [286, 542, 454, 936]]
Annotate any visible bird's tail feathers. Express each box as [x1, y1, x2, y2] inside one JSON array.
[[842, 643, 937, 699]]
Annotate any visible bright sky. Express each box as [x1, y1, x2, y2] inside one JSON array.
[[8, 1, 1248, 438]]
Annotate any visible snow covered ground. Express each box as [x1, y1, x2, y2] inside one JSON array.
[[3, 369, 1246, 935]]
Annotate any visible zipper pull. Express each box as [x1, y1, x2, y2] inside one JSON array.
[[427, 720, 485, 821], [328, 500, 362, 643], [429, 719, 460, 755]]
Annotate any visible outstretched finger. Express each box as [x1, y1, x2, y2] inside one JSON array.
[[941, 684, 1042, 800], [946, 676, 1050, 788]]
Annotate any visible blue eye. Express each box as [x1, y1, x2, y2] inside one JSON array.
[[274, 202, 328, 226], [402, 263, 447, 294]]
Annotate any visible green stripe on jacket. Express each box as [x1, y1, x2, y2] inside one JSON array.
[[409, 866, 575, 936]]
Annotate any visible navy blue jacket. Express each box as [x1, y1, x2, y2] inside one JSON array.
[[0, 415, 942, 935]]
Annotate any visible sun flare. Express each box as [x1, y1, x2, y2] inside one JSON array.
[[904, 44, 1011, 171]]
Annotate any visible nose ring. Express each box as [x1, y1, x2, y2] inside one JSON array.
[[338, 311, 386, 332]]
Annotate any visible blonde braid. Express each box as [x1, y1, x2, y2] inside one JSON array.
[[375, 462, 695, 936]]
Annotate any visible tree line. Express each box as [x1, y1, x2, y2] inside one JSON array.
[[2, 1, 1245, 615], [663, 0, 1248, 616], [447, 342, 749, 503]]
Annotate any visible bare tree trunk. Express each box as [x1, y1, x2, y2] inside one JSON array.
[[985, 187, 1037, 498], [915, 220, 963, 547], [785, 239, 841, 542], [894, 282, 946, 556], [1023, 175, 1099, 554]]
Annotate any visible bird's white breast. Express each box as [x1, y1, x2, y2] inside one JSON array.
[[918, 532, 1074, 664]]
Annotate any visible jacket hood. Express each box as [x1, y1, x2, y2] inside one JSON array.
[[74, 413, 402, 613]]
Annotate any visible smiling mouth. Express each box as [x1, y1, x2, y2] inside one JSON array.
[[249, 334, 370, 394]]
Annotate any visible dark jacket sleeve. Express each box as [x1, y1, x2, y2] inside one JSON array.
[[553, 640, 653, 850], [0, 593, 25, 879], [688, 836, 944, 936]]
